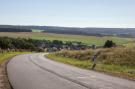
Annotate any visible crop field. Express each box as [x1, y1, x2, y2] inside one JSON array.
[[0, 32, 133, 45], [32, 29, 44, 32]]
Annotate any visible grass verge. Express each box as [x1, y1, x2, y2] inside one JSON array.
[[0, 52, 31, 89], [0, 52, 31, 64], [46, 54, 135, 80]]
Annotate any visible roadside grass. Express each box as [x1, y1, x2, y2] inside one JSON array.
[[46, 54, 92, 69], [96, 63, 135, 79], [46, 54, 135, 80], [55, 47, 135, 66], [0, 32, 132, 45], [0, 52, 31, 64], [0, 52, 31, 89], [123, 42, 135, 48]]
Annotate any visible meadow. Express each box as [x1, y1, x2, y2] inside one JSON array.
[[32, 29, 44, 32], [0, 32, 133, 46]]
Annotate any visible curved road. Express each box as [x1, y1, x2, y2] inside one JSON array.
[[7, 53, 135, 89]]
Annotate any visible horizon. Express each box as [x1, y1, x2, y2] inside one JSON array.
[[1, 24, 135, 29], [0, 0, 135, 28]]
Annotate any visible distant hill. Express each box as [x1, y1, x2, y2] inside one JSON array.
[[0, 25, 135, 37], [43, 26, 135, 37], [0, 25, 31, 32]]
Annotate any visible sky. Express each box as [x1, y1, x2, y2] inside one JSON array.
[[0, 0, 135, 28]]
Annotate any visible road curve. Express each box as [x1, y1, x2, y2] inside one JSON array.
[[7, 53, 135, 89]]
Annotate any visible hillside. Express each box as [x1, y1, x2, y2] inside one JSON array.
[[0, 32, 132, 45], [0, 25, 135, 37], [0, 28, 31, 32]]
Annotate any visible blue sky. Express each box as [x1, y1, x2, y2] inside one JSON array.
[[0, 0, 135, 28]]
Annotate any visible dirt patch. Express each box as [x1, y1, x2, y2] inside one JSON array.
[[0, 61, 12, 89]]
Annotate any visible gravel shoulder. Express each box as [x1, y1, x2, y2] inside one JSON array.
[[0, 60, 11, 89]]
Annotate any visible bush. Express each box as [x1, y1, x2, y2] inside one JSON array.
[[104, 40, 116, 48]]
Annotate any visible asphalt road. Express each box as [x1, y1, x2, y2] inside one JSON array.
[[7, 53, 135, 89]]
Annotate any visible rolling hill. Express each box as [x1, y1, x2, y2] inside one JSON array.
[[0, 25, 135, 37]]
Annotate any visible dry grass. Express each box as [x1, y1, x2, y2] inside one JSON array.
[[47, 47, 135, 79], [97, 47, 135, 67], [55, 47, 135, 67], [56, 49, 93, 60]]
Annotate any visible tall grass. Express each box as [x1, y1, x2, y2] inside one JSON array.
[[55, 47, 135, 67], [56, 49, 93, 60], [97, 47, 135, 67], [47, 47, 135, 79]]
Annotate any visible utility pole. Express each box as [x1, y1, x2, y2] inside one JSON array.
[[91, 45, 97, 70]]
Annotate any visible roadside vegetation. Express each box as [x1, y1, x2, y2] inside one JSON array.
[[0, 52, 31, 64], [46, 46, 135, 80], [0, 51, 31, 89]]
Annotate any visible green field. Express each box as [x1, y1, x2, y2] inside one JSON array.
[[32, 29, 44, 32], [0, 32, 133, 45]]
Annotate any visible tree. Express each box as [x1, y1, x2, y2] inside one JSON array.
[[104, 40, 116, 48], [52, 40, 63, 49], [0, 37, 12, 49]]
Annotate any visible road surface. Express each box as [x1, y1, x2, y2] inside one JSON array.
[[7, 53, 135, 89]]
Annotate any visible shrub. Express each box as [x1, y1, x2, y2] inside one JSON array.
[[104, 40, 116, 48]]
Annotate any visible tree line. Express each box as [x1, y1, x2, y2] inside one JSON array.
[[0, 28, 31, 32], [0, 37, 116, 52], [0, 37, 89, 52]]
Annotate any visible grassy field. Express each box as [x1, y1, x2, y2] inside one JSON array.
[[0, 32, 133, 45], [32, 29, 44, 32], [46, 54, 135, 80], [0, 52, 31, 64]]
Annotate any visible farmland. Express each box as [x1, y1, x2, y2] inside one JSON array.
[[32, 29, 44, 32], [0, 32, 133, 46]]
